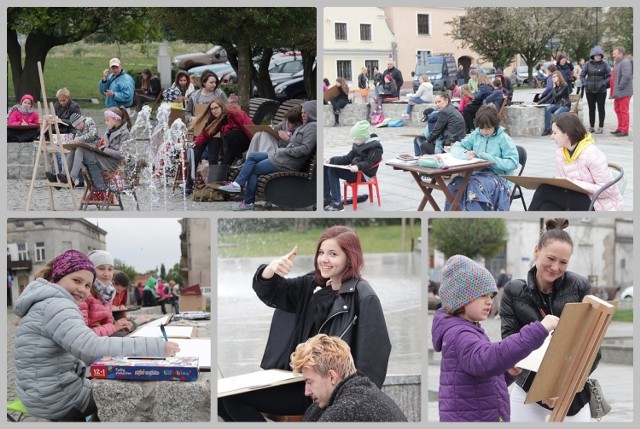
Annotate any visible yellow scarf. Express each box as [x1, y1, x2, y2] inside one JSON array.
[[562, 133, 595, 163]]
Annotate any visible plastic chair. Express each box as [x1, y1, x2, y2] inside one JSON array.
[[589, 163, 625, 211], [509, 145, 528, 210], [343, 160, 382, 211]]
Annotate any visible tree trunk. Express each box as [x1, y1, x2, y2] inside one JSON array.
[[302, 50, 316, 101], [254, 48, 276, 99], [236, 42, 253, 112], [7, 28, 22, 103], [13, 32, 59, 104]]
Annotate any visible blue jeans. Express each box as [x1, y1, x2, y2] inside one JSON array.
[[545, 104, 569, 130], [405, 97, 425, 114], [234, 152, 278, 204], [324, 166, 357, 204]]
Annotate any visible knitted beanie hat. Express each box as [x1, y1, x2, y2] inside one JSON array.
[[70, 112, 85, 128], [350, 120, 371, 141], [439, 254, 497, 313], [20, 94, 35, 105], [87, 250, 114, 268], [50, 250, 96, 283]]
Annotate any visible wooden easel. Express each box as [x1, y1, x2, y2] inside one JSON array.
[[26, 61, 77, 210], [525, 295, 616, 421]]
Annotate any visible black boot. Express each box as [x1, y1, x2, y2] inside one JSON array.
[[185, 177, 194, 196]]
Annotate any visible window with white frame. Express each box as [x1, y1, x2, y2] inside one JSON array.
[[17, 243, 29, 261], [360, 24, 371, 41], [417, 14, 431, 35], [337, 61, 353, 81], [35, 242, 46, 262], [335, 22, 347, 40]]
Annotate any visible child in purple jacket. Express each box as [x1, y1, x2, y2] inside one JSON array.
[[431, 255, 558, 422]]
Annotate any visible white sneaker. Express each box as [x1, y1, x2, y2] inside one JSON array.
[[401, 113, 410, 118], [219, 182, 241, 193]]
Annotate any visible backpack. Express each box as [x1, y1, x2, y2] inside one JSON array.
[[192, 182, 230, 202], [369, 107, 385, 125]]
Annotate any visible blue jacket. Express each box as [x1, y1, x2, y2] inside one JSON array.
[[451, 126, 519, 176], [432, 308, 549, 422], [99, 70, 135, 108], [484, 88, 504, 111], [469, 83, 493, 106]]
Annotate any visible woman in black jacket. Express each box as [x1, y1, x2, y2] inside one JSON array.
[[500, 218, 598, 422], [538, 71, 571, 136], [580, 46, 611, 134], [218, 225, 391, 421]]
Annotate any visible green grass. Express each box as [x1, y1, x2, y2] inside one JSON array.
[[612, 308, 633, 322], [8, 41, 208, 99], [218, 225, 420, 258]]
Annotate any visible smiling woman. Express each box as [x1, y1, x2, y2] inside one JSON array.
[[217, 225, 391, 422]]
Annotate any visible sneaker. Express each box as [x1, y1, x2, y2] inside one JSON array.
[[232, 201, 254, 211], [589, 127, 595, 133], [219, 182, 241, 193], [46, 171, 62, 190], [595, 128, 603, 134], [401, 112, 410, 118], [324, 201, 345, 212], [611, 129, 622, 135], [615, 132, 628, 137], [541, 128, 551, 136], [75, 181, 85, 189], [56, 173, 74, 188]]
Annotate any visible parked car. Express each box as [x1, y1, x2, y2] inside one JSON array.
[[412, 53, 457, 91], [172, 45, 228, 70], [269, 57, 304, 86], [479, 66, 496, 81], [274, 60, 315, 101], [621, 286, 633, 300], [188, 62, 237, 87], [515, 65, 529, 85]]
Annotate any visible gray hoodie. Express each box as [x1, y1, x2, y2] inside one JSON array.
[[268, 100, 317, 171], [14, 278, 165, 420]]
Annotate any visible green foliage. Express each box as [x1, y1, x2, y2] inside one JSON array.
[[114, 259, 138, 283], [165, 263, 184, 286], [160, 263, 167, 280], [612, 308, 633, 323], [430, 219, 507, 260], [218, 223, 421, 257], [601, 8, 633, 55]]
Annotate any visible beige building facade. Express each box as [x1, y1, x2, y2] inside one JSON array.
[[324, 7, 485, 91]]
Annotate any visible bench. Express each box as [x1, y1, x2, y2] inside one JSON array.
[[271, 98, 304, 125], [255, 154, 316, 209], [249, 98, 280, 125]]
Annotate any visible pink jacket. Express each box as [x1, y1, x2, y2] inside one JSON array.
[[78, 295, 116, 336], [7, 109, 39, 126], [156, 281, 173, 300], [555, 143, 624, 211]]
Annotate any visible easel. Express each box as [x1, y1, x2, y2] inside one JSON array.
[[525, 295, 616, 421], [26, 61, 77, 210]]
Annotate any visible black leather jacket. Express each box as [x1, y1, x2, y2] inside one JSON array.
[[500, 265, 598, 415], [253, 266, 391, 388]]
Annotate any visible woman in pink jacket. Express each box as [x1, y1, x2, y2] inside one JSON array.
[[7, 94, 40, 142], [79, 250, 132, 336], [529, 113, 623, 211]]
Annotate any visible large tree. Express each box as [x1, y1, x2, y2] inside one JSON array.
[[601, 7, 633, 56], [156, 7, 316, 110], [7, 8, 155, 101], [430, 219, 507, 260]]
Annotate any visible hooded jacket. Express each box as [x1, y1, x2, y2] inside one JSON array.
[[500, 265, 600, 415], [432, 308, 549, 422], [451, 126, 519, 176], [329, 135, 383, 176], [97, 122, 130, 172], [555, 134, 623, 211], [580, 46, 611, 94], [98, 70, 135, 108], [268, 100, 317, 172], [13, 278, 165, 420], [254, 266, 391, 389], [303, 373, 407, 422]]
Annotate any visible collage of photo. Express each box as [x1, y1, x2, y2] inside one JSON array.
[[3, 5, 634, 425]]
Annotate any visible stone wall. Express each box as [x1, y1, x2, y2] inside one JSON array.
[[381, 374, 421, 422]]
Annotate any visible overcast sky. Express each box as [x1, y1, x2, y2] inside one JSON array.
[[85, 218, 182, 273]]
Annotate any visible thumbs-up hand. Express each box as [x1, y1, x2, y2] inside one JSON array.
[[262, 246, 298, 280]]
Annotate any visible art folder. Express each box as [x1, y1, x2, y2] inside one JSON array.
[[217, 369, 303, 398], [502, 175, 588, 194]]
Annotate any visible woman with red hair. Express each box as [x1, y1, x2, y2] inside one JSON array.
[[218, 225, 391, 421]]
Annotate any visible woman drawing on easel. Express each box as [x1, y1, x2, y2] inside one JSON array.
[[500, 218, 599, 421]]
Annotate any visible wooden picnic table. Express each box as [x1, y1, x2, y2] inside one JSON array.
[[387, 159, 494, 211]]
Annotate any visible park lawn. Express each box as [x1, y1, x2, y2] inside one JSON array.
[[218, 225, 420, 258], [612, 308, 632, 323], [7, 41, 206, 99]]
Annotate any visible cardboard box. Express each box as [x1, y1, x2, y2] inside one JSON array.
[[179, 295, 206, 312], [90, 356, 199, 381]]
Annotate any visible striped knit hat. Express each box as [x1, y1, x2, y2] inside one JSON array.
[[439, 254, 497, 313]]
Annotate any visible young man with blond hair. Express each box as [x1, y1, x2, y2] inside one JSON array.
[[290, 334, 407, 422]]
